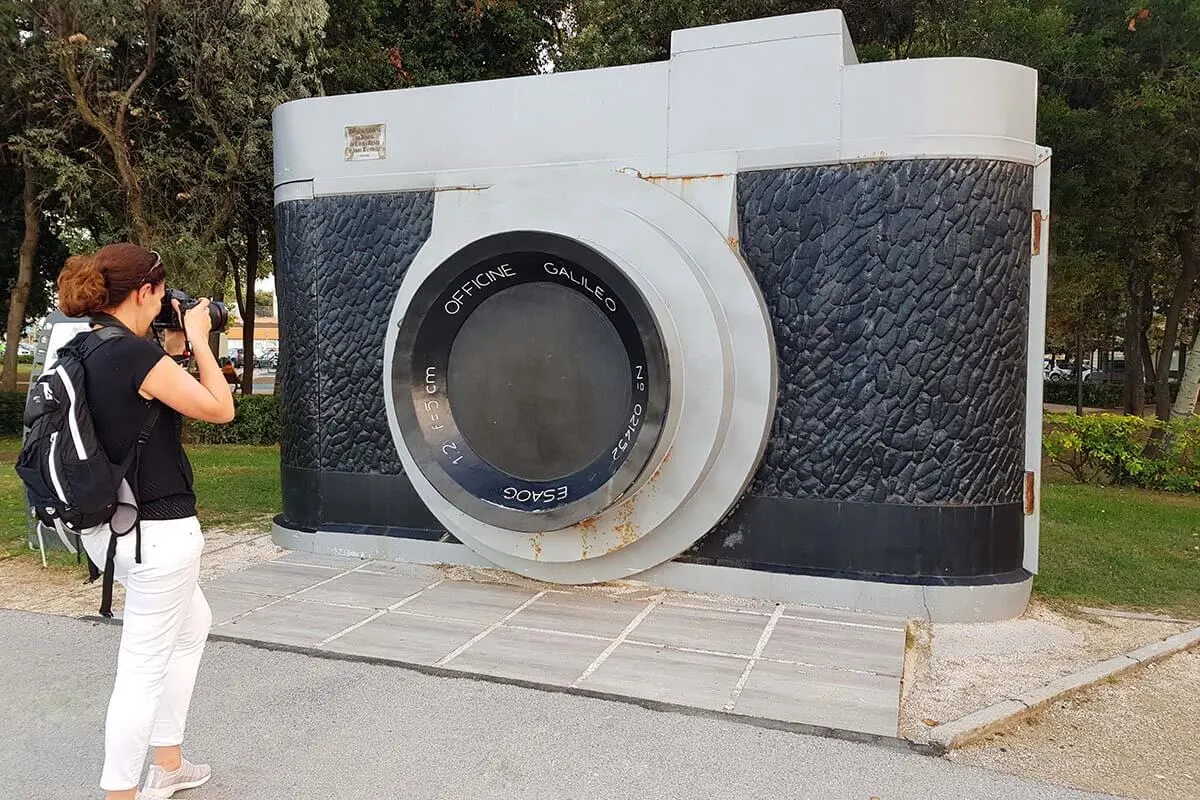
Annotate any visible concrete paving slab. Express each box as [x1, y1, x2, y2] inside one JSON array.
[[399, 581, 539, 623], [580, 641, 750, 710], [214, 561, 342, 597], [199, 567, 909, 742], [323, 611, 485, 662], [203, 587, 272, 626], [763, 616, 907, 677], [217, 598, 375, 647], [735, 659, 900, 737], [784, 603, 911, 631], [295, 570, 434, 609], [274, 551, 371, 569], [447, 626, 612, 684], [357, 560, 446, 581], [659, 593, 779, 616], [508, 591, 645, 638], [630, 603, 770, 655]]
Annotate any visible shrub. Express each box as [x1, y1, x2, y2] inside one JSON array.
[[1043, 381, 1179, 409], [1044, 412, 1200, 492], [1043, 381, 1124, 408], [0, 391, 24, 435], [185, 394, 281, 446]]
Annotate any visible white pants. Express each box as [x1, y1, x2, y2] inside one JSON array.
[[80, 517, 212, 791]]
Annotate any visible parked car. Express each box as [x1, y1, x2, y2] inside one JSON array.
[[1043, 360, 1070, 382]]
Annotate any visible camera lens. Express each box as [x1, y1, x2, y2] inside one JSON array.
[[208, 301, 229, 332], [447, 281, 633, 482]]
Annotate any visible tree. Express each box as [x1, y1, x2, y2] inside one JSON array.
[[169, 0, 326, 394], [1, 1, 72, 391], [33, 0, 169, 246], [322, 0, 568, 94]]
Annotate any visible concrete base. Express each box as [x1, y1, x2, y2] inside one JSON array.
[[272, 523, 1033, 623]]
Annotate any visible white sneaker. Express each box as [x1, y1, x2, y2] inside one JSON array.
[[141, 758, 212, 798]]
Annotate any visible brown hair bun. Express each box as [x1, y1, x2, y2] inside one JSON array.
[[57, 255, 109, 317], [55, 243, 164, 318]]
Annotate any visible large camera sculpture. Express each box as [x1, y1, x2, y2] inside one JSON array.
[[271, 11, 1051, 621]]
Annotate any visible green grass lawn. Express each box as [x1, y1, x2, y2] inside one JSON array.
[[0, 435, 279, 562], [2, 433, 1196, 617], [1035, 474, 1200, 618]]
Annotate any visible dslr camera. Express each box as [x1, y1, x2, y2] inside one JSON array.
[[153, 288, 229, 333], [270, 11, 1050, 621]]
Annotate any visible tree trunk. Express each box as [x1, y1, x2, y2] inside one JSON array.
[[211, 253, 229, 302], [241, 215, 259, 396], [1171, 234, 1200, 418], [1154, 229, 1198, 418], [1123, 274, 1147, 415], [1172, 342, 1200, 419], [1, 162, 40, 393]]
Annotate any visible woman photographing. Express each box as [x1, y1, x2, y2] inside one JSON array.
[[54, 242, 235, 799]]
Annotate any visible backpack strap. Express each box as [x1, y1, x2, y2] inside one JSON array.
[[76, 316, 167, 618], [97, 401, 161, 619]]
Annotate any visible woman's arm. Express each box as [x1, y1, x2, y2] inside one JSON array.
[[139, 299, 236, 424]]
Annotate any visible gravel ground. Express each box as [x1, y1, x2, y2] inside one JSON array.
[[900, 599, 1196, 741], [0, 525, 284, 618], [950, 648, 1200, 800]]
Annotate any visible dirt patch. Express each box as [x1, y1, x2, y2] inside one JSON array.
[[950, 649, 1200, 800], [900, 597, 1196, 742], [0, 527, 286, 618]]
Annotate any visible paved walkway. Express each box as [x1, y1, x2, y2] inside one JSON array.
[[1, 610, 1113, 799], [200, 552, 907, 738]]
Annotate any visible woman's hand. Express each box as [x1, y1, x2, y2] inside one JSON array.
[[183, 298, 213, 342]]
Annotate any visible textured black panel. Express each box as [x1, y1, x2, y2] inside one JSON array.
[[314, 192, 434, 473], [683, 496, 1024, 581], [278, 466, 443, 536], [276, 191, 433, 530], [275, 201, 321, 473], [736, 159, 1032, 506]]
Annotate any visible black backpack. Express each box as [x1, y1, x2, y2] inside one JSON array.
[[15, 323, 160, 618]]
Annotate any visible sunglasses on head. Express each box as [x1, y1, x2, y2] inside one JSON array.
[[140, 251, 165, 285]]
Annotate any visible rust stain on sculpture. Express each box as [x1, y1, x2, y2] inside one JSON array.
[[606, 496, 640, 553]]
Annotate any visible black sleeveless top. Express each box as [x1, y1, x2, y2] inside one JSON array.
[[82, 327, 197, 521]]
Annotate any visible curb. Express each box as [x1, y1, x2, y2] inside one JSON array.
[[926, 625, 1200, 752]]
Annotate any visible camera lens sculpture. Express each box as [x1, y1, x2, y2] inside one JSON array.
[[270, 11, 1051, 621]]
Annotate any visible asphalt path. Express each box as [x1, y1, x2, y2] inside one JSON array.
[[0, 610, 1115, 799]]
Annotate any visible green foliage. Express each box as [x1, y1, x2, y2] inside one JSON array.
[[0, 435, 281, 556], [1042, 380, 1125, 408], [185, 394, 280, 446], [1044, 412, 1200, 492], [322, 0, 567, 94], [0, 166, 69, 326], [187, 441, 281, 530], [0, 390, 22, 434], [1042, 380, 1179, 408]]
